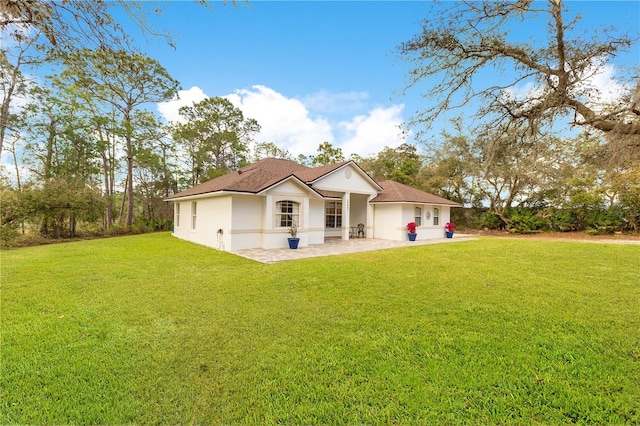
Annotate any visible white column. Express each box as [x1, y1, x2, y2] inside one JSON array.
[[366, 194, 374, 238], [342, 192, 350, 240]]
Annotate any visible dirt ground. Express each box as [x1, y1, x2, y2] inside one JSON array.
[[463, 229, 640, 244]]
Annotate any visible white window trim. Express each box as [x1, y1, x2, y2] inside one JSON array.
[[433, 207, 440, 226], [175, 203, 180, 228], [414, 206, 422, 226], [325, 201, 343, 229], [191, 201, 197, 230], [276, 200, 300, 228]]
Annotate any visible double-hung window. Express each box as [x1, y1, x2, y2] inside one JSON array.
[[433, 208, 440, 226], [414, 207, 422, 226], [175, 203, 181, 228], [191, 202, 197, 230], [276, 200, 299, 227], [325, 201, 343, 229]]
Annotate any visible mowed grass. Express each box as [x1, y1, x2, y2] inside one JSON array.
[[1, 233, 639, 424]]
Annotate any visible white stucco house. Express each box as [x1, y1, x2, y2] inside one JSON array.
[[166, 158, 460, 251]]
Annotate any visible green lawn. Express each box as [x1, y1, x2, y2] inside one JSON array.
[[1, 233, 639, 424]]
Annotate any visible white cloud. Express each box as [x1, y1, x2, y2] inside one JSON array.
[[302, 90, 370, 115], [156, 86, 208, 123], [576, 63, 630, 110], [157, 84, 408, 158], [225, 85, 334, 156], [338, 105, 407, 157]]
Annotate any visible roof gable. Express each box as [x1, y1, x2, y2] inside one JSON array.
[[309, 161, 382, 194]]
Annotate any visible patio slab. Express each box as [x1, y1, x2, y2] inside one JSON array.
[[231, 234, 477, 263]]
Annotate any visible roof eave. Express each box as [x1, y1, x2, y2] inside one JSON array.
[[164, 190, 256, 202], [370, 200, 461, 207]]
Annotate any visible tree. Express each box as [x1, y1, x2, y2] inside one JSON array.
[[399, 0, 639, 159], [421, 126, 479, 206], [251, 142, 293, 162], [1, 0, 236, 158], [132, 111, 177, 226], [0, 1, 157, 158], [358, 144, 422, 186], [58, 48, 179, 227], [0, 29, 38, 158], [310, 141, 345, 166], [171, 97, 260, 186]]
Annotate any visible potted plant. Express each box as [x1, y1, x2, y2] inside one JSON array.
[[445, 222, 455, 238], [288, 223, 300, 249], [407, 221, 418, 241]]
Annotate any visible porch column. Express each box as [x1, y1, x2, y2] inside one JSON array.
[[342, 192, 350, 240], [366, 194, 374, 238]]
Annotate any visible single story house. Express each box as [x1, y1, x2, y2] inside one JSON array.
[[165, 158, 460, 251]]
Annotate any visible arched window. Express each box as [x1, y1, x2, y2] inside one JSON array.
[[276, 200, 299, 228]]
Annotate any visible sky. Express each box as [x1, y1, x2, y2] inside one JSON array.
[[7, 0, 640, 162], [130, 0, 639, 159], [146, 1, 434, 157]]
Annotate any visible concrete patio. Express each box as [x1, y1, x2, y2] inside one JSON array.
[[232, 234, 476, 263]]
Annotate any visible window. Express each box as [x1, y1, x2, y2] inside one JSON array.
[[325, 201, 343, 229], [191, 201, 197, 230], [414, 207, 422, 226], [276, 200, 299, 228], [433, 208, 440, 226], [175, 203, 180, 228]]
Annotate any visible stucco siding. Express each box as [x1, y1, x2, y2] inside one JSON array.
[[261, 181, 320, 249], [230, 195, 264, 251], [172, 196, 232, 250], [308, 198, 326, 245], [373, 203, 401, 240], [313, 164, 379, 194], [373, 203, 453, 241]]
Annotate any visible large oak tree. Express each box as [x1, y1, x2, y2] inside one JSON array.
[[399, 0, 639, 159]]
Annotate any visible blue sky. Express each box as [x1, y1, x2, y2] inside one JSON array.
[[48, 1, 640, 158]]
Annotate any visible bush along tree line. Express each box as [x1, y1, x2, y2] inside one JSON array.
[[423, 124, 639, 236]]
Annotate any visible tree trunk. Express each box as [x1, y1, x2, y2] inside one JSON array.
[[43, 116, 57, 179], [119, 175, 127, 223], [126, 153, 134, 227], [69, 213, 76, 237], [100, 150, 112, 229]]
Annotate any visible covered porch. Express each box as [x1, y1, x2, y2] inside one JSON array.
[[323, 192, 373, 240]]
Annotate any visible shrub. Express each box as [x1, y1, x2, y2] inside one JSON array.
[[547, 208, 578, 232], [506, 208, 546, 234], [480, 211, 505, 230], [585, 208, 625, 235]]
